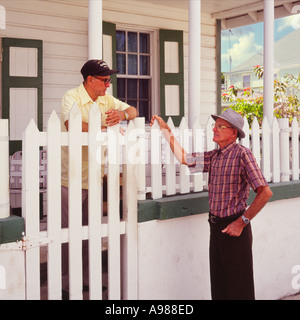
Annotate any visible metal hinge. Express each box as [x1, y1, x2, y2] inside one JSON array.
[[0, 233, 51, 252]]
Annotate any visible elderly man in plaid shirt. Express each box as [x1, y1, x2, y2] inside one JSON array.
[[151, 109, 273, 300]]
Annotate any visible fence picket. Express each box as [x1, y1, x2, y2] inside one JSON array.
[[272, 117, 280, 183], [165, 118, 176, 195], [251, 117, 261, 167], [107, 124, 121, 300], [68, 104, 83, 300], [291, 118, 299, 181], [151, 120, 162, 199], [261, 117, 271, 182], [192, 118, 204, 192], [122, 120, 138, 299], [22, 119, 40, 300], [179, 117, 190, 194], [88, 103, 102, 300], [240, 116, 250, 148], [47, 111, 62, 300], [206, 117, 215, 151], [278, 118, 290, 182], [133, 118, 146, 200]]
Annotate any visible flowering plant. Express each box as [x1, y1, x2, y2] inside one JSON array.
[[222, 66, 300, 125]]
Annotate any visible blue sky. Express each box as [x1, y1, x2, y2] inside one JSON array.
[[221, 14, 300, 72]]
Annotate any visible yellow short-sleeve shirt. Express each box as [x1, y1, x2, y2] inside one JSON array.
[[61, 83, 130, 189]]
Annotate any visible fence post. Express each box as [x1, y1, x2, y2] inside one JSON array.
[[68, 103, 83, 300], [22, 119, 40, 300], [122, 120, 138, 299], [47, 111, 62, 300], [0, 120, 10, 219]]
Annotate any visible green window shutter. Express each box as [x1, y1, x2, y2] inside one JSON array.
[[159, 29, 184, 127], [2, 38, 43, 155], [103, 21, 117, 97]]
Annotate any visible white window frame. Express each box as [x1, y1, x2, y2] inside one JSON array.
[[115, 25, 160, 121]]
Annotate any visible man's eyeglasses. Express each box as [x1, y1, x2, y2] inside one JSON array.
[[212, 123, 233, 131], [93, 76, 112, 85]]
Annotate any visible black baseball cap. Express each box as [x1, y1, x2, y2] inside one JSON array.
[[80, 59, 119, 79]]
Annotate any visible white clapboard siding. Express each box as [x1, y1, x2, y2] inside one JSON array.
[[165, 117, 176, 196], [291, 118, 300, 181], [107, 124, 121, 300], [22, 120, 40, 300], [88, 103, 102, 300], [47, 111, 62, 300], [68, 104, 83, 300], [272, 117, 281, 183]]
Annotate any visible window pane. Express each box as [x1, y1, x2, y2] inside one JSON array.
[[139, 79, 149, 99], [128, 54, 137, 75], [117, 54, 126, 74], [127, 79, 137, 99], [140, 56, 150, 75], [139, 101, 149, 122], [117, 78, 125, 99], [140, 33, 150, 53], [116, 31, 126, 51], [127, 100, 137, 108], [128, 32, 137, 53]]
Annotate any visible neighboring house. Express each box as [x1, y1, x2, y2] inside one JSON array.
[[225, 27, 300, 93]]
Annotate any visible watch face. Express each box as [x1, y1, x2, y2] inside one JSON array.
[[242, 216, 250, 224]]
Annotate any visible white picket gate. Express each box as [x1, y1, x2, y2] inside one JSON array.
[[21, 103, 138, 300]]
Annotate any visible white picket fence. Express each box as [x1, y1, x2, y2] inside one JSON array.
[[1, 106, 300, 300], [143, 115, 300, 199], [21, 103, 138, 300]]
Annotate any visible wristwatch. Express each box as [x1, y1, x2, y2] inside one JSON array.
[[241, 215, 250, 225], [123, 110, 129, 120]]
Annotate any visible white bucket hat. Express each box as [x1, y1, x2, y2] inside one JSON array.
[[211, 108, 245, 139]]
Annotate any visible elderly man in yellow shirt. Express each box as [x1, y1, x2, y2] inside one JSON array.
[[60, 59, 137, 298]]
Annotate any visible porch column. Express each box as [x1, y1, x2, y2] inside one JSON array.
[[263, 0, 274, 125], [188, 0, 201, 128], [88, 0, 103, 60]]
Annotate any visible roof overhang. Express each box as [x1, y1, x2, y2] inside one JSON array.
[[135, 0, 300, 29]]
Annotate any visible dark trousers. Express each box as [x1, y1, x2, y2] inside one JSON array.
[[209, 213, 255, 300]]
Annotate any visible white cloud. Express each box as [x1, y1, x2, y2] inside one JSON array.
[[222, 32, 262, 69], [277, 14, 300, 32]]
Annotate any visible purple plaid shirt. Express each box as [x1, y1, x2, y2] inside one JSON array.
[[186, 142, 268, 217]]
